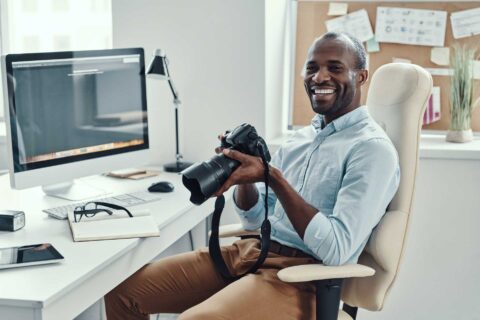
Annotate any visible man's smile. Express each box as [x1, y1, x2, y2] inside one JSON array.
[[310, 85, 337, 100]]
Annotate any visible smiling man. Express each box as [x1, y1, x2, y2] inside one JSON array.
[[105, 32, 400, 320]]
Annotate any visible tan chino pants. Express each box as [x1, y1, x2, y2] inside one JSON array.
[[105, 238, 319, 320]]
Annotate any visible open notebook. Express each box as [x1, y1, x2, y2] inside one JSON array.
[[67, 209, 160, 242]]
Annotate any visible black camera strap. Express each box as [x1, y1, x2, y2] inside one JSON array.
[[208, 144, 271, 280]]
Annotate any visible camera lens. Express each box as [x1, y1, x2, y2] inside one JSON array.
[[182, 153, 240, 205]]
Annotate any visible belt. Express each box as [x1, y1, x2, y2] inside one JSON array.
[[268, 240, 315, 259]]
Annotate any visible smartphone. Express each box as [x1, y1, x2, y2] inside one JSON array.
[[0, 243, 64, 270]]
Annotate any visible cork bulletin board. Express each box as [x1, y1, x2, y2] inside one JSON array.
[[293, 1, 480, 131]]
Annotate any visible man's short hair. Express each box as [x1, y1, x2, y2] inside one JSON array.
[[301, 32, 367, 78]]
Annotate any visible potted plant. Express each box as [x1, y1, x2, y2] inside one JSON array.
[[446, 45, 477, 143]]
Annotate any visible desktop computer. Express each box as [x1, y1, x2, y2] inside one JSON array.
[[2, 48, 150, 200]]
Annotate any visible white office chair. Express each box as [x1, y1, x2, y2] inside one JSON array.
[[218, 63, 433, 320]]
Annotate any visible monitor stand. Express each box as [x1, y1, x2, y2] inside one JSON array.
[[42, 181, 107, 201]]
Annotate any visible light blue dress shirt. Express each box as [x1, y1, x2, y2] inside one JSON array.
[[234, 106, 400, 266]]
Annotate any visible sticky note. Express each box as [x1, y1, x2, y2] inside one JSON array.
[[327, 2, 348, 16], [366, 38, 380, 53], [431, 47, 450, 66], [473, 60, 480, 80], [392, 57, 411, 64]]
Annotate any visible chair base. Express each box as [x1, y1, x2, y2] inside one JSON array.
[[315, 279, 343, 320]]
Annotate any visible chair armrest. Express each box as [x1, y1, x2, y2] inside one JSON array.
[[217, 223, 260, 238], [278, 264, 375, 283]]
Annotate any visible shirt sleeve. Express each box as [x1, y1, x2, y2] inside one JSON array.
[[233, 147, 281, 231], [303, 138, 400, 265]]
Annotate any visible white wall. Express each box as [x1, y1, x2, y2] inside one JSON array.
[[359, 158, 480, 320], [112, 0, 266, 166]]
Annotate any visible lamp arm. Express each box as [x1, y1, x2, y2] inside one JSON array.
[[164, 57, 181, 103]]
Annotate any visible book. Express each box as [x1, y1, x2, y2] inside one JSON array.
[[67, 209, 160, 242]]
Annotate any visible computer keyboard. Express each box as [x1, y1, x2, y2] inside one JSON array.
[[43, 191, 163, 220]]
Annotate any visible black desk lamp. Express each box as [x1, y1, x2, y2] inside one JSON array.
[[146, 49, 192, 172]]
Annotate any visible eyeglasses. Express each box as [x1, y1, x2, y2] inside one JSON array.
[[73, 201, 133, 222]]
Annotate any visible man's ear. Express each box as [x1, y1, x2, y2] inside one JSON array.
[[357, 70, 368, 86]]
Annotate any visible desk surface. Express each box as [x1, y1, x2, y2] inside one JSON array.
[[0, 170, 218, 320]]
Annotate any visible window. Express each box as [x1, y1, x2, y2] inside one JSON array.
[[0, 0, 113, 120]]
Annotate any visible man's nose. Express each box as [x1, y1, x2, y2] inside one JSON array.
[[312, 66, 330, 83]]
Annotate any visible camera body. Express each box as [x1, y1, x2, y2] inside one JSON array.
[[182, 123, 271, 205], [221, 123, 271, 162]]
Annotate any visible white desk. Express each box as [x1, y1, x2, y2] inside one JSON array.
[[0, 171, 221, 320]]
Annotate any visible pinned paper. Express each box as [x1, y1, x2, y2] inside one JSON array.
[[431, 47, 450, 66], [375, 7, 447, 47], [392, 57, 411, 63], [473, 60, 480, 80], [423, 87, 441, 125], [451, 7, 480, 39], [424, 68, 453, 76], [328, 2, 348, 16], [325, 9, 374, 42], [366, 38, 380, 53]]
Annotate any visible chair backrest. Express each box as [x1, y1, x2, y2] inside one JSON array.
[[341, 63, 432, 311]]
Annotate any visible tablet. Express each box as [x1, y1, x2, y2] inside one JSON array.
[[0, 243, 64, 270]]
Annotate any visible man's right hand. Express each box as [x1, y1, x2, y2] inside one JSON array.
[[214, 133, 259, 210]]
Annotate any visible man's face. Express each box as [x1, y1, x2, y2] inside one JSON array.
[[304, 38, 365, 121]]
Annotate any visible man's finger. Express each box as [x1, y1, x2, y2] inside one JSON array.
[[223, 149, 248, 161]]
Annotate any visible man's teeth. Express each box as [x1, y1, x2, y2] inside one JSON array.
[[314, 89, 335, 94]]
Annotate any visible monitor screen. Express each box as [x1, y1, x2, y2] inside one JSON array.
[[3, 48, 148, 174]]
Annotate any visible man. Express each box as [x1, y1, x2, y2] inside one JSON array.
[[105, 32, 400, 319]]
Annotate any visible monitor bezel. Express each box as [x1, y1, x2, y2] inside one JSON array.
[[3, 47, 149, 174]]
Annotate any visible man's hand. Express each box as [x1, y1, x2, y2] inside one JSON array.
[[213, 149, 265, 197]]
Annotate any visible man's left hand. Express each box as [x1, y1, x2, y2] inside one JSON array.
[[214, 149, 265, 196]]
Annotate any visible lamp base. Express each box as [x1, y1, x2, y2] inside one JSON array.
[[164, 161, 193, 173]]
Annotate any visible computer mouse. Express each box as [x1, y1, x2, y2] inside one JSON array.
[[148, 181, 175, 193]]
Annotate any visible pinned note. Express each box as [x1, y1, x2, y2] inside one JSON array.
[[328, 2, 348, 16], [451, 7, 480, 39], [392, 57, 411, 64], [473, 60, 480, 80], [366, 38, 380, 53], [325, 9, 374, 42], [431, 47, 450, 66]]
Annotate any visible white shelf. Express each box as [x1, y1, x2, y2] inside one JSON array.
[[419, 134, 480, 160]]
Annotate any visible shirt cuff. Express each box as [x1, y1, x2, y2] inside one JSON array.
[[303, 211, 335, 264], [233, 186, 264, 230]]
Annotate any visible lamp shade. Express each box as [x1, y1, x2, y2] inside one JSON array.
[[146, 49, 168, 79]]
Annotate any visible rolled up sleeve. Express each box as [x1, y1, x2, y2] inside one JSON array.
[[303, 138, 400, 265]]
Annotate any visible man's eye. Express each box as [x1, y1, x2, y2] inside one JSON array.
[[328, 66, 343, 73], [306, 66, 317, 73]]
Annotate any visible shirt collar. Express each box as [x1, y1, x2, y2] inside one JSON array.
[[311, 105, 369, 134]]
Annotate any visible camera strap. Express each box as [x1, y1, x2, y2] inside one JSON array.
[[208, 146, 271, 280]]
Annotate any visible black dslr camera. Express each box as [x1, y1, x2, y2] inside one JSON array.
[[182, 123, 271, 205]]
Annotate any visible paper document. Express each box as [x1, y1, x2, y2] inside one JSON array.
[[431, 47, 450, 66], [473, 61, 480, 80], [375, 7, 447, 46], [392, 57, 411, 64], [366, 38, 380, 53], [450, 7, 480, 39], [328, 3, 348, 16], [68, 209, 160, 242], [424, 68, 453, 76], [325, 9, 373, 42]]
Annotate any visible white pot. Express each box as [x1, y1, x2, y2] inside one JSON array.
[[446, 129, 473, 143]]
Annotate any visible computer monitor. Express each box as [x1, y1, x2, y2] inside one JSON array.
[[2, 48, 150, 200]]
